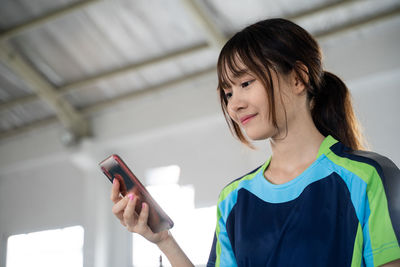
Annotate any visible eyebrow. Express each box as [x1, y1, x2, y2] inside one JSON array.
[[230, 69, 254, 85], [232, 68, 249, 78], [220, 64, 252, 89]]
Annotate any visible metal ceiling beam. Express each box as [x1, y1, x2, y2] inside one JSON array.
[[180, 0, 227, 48], [0, 116, 58, 139], [0, 93, 37, 110], [0, 42, 90, 139], [0, 0, 99, 42], [0, 65, 216, 139], [58, 42, 209, 94], [82, 65, 216, 114], [0, 42, 209, 110]]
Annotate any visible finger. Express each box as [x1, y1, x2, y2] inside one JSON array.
[[138, 202, 150, 226], [110, 179, 122, 203], [123, 194, 138, 227], [111, 194, 129, 218]]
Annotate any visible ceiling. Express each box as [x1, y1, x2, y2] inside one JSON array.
[[0, 0, 399, 144]]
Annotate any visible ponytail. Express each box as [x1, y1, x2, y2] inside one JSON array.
[[310, 71, 365, 150]]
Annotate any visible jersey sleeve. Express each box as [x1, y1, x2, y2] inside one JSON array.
[[360, 153, 400, 266], [207, 193, 237, 267]]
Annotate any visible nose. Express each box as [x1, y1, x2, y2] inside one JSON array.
[[228, 91, 246, 113]]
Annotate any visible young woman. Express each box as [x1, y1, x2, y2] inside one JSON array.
[[110, 18, 400, 267]]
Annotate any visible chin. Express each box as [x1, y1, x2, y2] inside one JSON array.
[[246, 132, 271, 141], [244, 127, 276, 141], [249, 136, 269, 142]]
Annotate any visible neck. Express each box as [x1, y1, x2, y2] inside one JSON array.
[[266, 112, 325, 183]]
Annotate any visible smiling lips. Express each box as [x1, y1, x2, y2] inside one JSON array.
[[240, 114, 257, 125]]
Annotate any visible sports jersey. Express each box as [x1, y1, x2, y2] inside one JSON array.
[[207, 135, 400, 267]]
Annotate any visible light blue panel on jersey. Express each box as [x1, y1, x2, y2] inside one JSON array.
[[217, 182, 242, 266], [324, 156, 373, 266], [216, 216, 237, 267], [241, 156, 332, 203], [362, 203, 373, 267]]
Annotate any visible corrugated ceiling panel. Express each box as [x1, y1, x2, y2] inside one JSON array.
[[9, 0, 205, 87], [202, 0, 338, 34], [296, 0, 400, 35], [62, 46, 217, 109], [1, 0, 398, 138], [0, 99, 55, 131], [173, 48, 218, 75], [0, 61, 34, 102], [63, 58, 189, 109], [136, 60, 185, 86], [63, 71, 149, 109], [0, 0, 82, 30]]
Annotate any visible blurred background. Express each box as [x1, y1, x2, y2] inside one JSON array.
[[0, 0, 399, 266]]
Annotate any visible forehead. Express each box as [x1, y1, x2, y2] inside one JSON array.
[[219, 55, 254, 88], [223, 53, 247, 74]]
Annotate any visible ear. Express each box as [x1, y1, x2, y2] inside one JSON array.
[[292, 61, 309, 95]]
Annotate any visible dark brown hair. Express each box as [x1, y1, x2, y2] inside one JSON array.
[[217, 18, 365, 150]]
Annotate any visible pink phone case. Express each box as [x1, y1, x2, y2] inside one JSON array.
[[99, 154, 174, 233]]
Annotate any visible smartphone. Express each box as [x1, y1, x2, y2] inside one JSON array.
[[99, 154, 174, 233]]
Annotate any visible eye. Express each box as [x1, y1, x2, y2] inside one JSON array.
[[225, 92, 232, 100], [241, 79, 255, 88]]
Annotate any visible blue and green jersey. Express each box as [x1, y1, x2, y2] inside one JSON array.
[[207, 135, 400, 266]]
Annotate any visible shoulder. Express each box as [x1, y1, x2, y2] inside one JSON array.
[[323, 140, 400, 242], [348, 150, 400, 187], [327, 141, 400, 186], [328, 141, 400, 234], [217, 164, 263, 204]]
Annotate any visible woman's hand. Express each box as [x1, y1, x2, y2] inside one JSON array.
[[110, 179, 169, 244], [110, 179, 194, 267]]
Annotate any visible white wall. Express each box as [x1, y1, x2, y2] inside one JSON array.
[[0, 16, 399, 267]]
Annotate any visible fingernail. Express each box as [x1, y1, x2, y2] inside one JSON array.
[[113, 179, 116, 184], [128, 194, 133, 201], [142, 202, 146, 208]]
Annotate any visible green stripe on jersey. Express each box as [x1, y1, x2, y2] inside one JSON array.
[[215, 159, 270, 266], [325, 150, 399, 266], [351, 223, 363, 267]]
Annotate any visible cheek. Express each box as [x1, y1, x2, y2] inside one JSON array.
[[256, 98, 271, 121], [226, 105, 237, 122]]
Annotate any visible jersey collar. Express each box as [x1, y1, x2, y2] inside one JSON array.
[[316, 135, 338, 159]]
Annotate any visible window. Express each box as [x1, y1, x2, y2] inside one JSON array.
[[6, 225, 84, 267], [132, 166, 216, 267]]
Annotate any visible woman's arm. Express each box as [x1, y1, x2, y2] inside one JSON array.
[[156, 230, 194, 267], [111, 179, 194, 267]]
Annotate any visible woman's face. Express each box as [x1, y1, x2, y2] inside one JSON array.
[[223, 67, 295, 141]]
